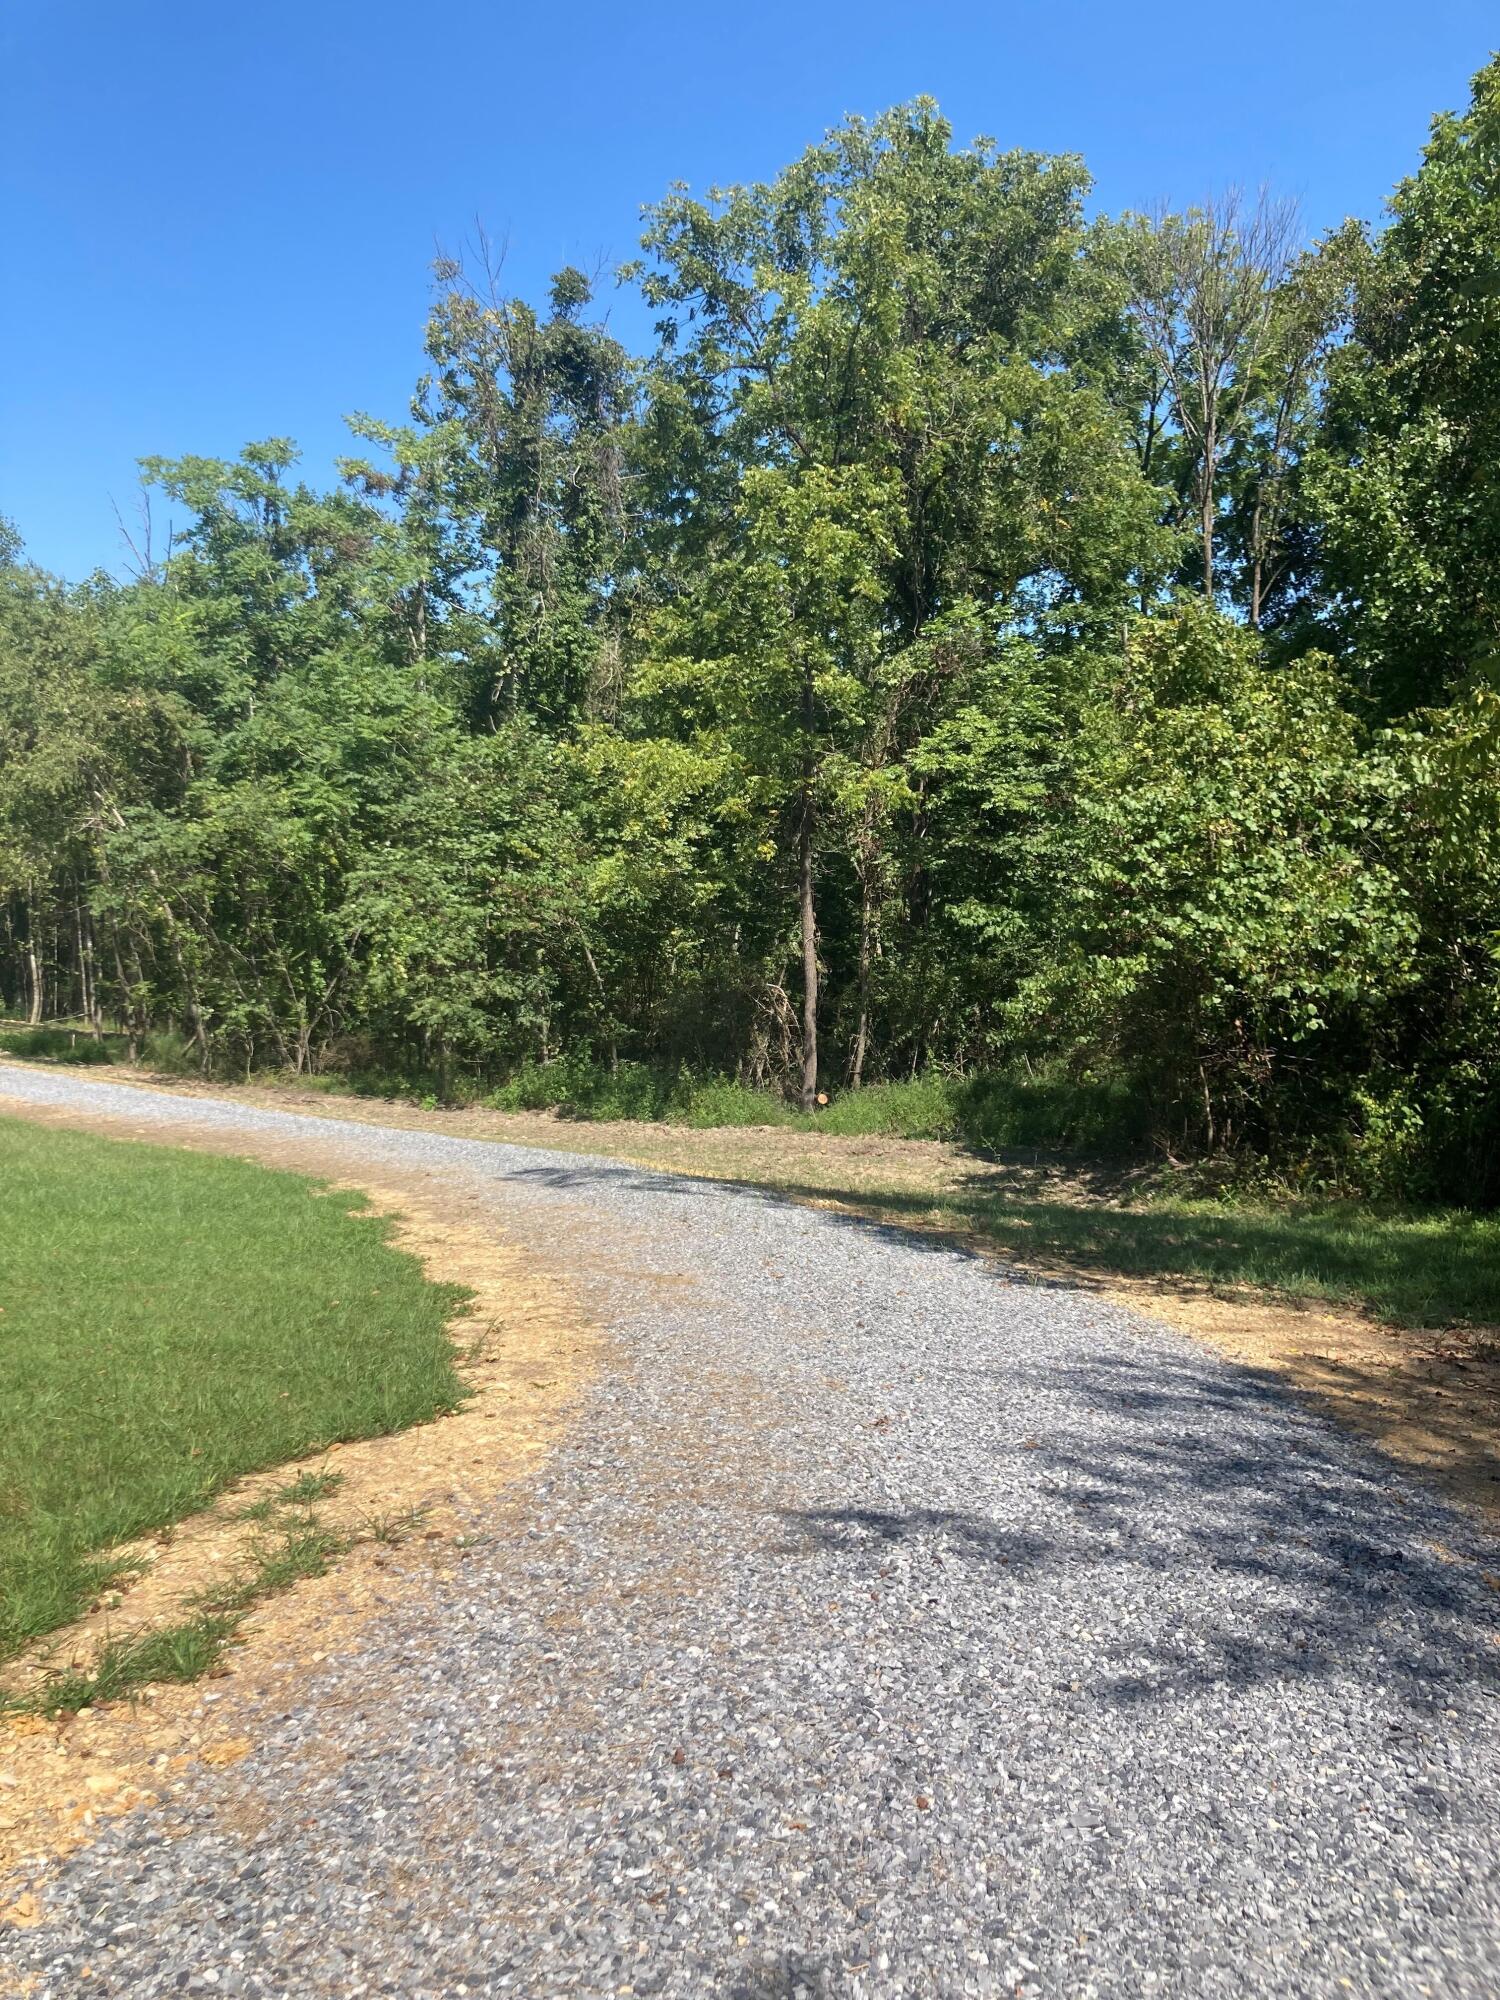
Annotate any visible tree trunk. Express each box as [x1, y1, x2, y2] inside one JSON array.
[[798, 661, 819, 1113], [163, 928, 210, 1069], [573, 922, 617, 1072], [1248, 480, 1265, 630], [107, 926, 140, 1061], [26, 932, 42, 1023], [76, 902, 103, 1039], [850, 869, 874, 1090], [799, 801, 818, 1111], [1200, 423, 1217, 598]]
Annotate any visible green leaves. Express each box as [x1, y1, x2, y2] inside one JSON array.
[[4, 79, 1500, 1194], [1313, 56, 1500, 712], [1004, 603, 1418, 1137]]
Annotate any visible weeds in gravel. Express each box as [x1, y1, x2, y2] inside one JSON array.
[[198, 1524, 352, 1617], [6, 1499, 437, 1716], [277, 1469, 345, 1507], [365, 1504, 430, 1546], [7, 1617, 240, 1718], [0, 1117, 468, 1664], [8, 1502, 422, 1714]]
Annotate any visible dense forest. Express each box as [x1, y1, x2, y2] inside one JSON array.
[[3, 60, 1499, 1199]]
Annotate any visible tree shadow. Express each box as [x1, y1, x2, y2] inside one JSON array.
[[502, 1152, 1500, 1708], [500, 1150, 1500, 1329], [785, 1343, 1500, 1712]]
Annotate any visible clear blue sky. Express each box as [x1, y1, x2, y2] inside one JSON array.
[[3, 2, 1495, 580]]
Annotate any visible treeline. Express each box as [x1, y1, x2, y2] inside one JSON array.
[[3, 65, 1499, 1198]]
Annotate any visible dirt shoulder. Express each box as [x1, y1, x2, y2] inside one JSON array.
[[0, 1092, 598, 1903], [18, 1059, 1499, 1536]]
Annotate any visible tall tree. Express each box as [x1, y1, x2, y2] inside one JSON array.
[[404, 248, 635, 728], [633, 102, 1164, 1086], [1313, 55, 1500, 713], [1121, 190, 1300, 599]]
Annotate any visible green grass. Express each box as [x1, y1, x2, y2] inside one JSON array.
[[21, 1616, 240, 1716], [197, 1522, 351, 1616], [805, 1071, 1151, 1150], [484, 1056, 800, 1127], [276, 1468, 344, 1507], [1011, 1191, 1500, 1332], [477, 1057, 1150, 1150], [744, 1170, 1500, 1332], [0, 1117, 466, 1667]]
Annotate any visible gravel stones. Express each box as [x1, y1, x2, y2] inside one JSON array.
[[1, 1066, 1498, 1998]]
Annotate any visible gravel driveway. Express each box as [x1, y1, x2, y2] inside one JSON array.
[[2, 1067, 1498, 2000]]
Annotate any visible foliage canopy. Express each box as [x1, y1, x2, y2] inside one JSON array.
[[5, 64, 1500, 1199]]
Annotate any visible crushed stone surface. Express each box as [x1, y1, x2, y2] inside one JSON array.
[[1, 1066, 1497, 1999]]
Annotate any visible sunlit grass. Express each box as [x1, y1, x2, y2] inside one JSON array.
[[745, 1173, 1500, 1331], [0, 1117, 466, 1664]]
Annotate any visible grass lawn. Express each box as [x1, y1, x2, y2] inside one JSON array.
[[0, 1116, 466, 1665]]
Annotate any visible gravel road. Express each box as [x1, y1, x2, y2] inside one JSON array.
[[2, 1067, 1498, 2000]]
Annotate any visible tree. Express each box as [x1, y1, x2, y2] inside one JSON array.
[[636, 464, 897, 1106], [1313, 55, 1500, 713], [1015, 602, 1414, 1150], [633, 102, 1166, 1087], [401, 247, 635, 728], [1122, 190, 1301, 599], [1224, 223, 1363, 630]]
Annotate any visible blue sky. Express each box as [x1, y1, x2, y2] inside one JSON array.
[[3, 2, 1495, 580]]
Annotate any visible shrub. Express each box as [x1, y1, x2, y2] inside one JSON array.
[[0, 1026, 114, 1065]]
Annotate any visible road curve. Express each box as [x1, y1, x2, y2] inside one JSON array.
[[1, 1066, 1497, 2000]]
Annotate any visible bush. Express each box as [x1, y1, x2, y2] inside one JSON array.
[[138, 1030, 199, 1074], [0, 1026, 114, 1065], [486, 1057, 794, 1127], [952, 1070, 1153, 1154], [815, 1076, 961, 1140], [480, 1055, 1151, 1155]]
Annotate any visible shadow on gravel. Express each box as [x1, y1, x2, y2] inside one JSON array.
[[781, 1347, 1500, 1716], [782, 1505, 1052, 1571], [509, 1155, 1500, 1712], [1031, 1348, 1500, 1706], [723, 1952, 836, 1999], [500, 1153, 1500, 1330]]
